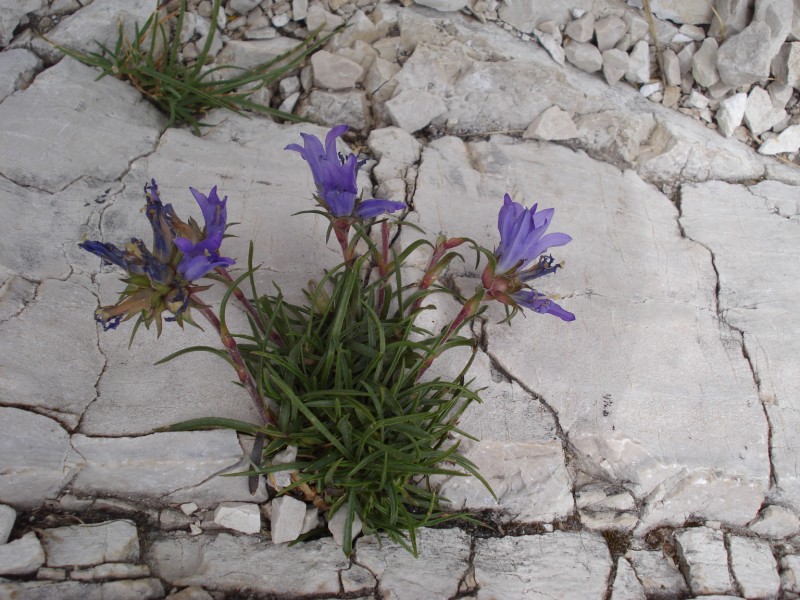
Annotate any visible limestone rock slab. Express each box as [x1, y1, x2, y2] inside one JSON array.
[[0, 578, 164, 599], [0, 408, 80, 508], [356, 528, 470, 600], [149, 533, 359, 596], [680, 180, 800, 514], [409, 136, 769, 529], [69, 430, 253, 504], [41, 520, 139, 567], [498, 0, 592, 31], [435, 439, 573, 522], [0, 58, 163, 192], [0, 276, 102, 428], [640, 0, 714, 24], [749, 504, 800, 538], [474, 532, 611, 599], [611, 557, 646, 600], [627, 550, 690, 597]]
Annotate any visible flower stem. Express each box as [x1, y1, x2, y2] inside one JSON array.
[[215, 267, 283, 346], [196, 302, 277, 426]]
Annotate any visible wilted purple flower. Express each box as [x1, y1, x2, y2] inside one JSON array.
[[79, 180, 235, 333], [482, 193, 574, 322], [285, 125, 405, 219]]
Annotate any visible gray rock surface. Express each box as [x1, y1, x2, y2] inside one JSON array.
[[728, 535, 780, 599], [610, 557, 646, 600], [674, 527, 733, 595], [564, 40, 602, 73], [0, 578, 165, 599], [749, 504, 800, 538], [498, 0, 592, 32], [523, 105, 579, 140], [474, 532, 612, 598], [628, 550, 691, 597], [0, 48, 40, 102], [0, 504, 14, 545], [41, 520, 139, 567], [0, 532, 45, 576], [356, 528, 470, 600], [717, 22, 774, 87]]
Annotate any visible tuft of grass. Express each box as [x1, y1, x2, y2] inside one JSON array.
[[52, 0, 334, 134]]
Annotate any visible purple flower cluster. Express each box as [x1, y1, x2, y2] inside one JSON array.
[[286, 125, 405, 219], [80, 180, 235, 331]]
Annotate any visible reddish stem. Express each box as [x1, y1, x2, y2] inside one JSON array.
[[216, 267, 283, 347]]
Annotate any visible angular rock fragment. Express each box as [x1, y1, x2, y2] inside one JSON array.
[[213, 503, 261, 535], [626, 39, 650, 83], [662, 48, 681, 86], [692, 37, 719, 87], [602, 48, 629, 84], [0, 48, 42, 102], [749, 504, 800, 538], [269, 496, 305, 543], [772, 42, 800, 88], [70, 563, 151, 581], [717, 21, 773, 86], [534, 28, 565, 66], [41, 520, 139, 567], [523, 106, 579, 140], [759, 124, 800, 154], [564, 40, 602, 73], [0, 504, 15, 545], [610, 558, 646, 600], [716, 92, 747, 137], [311, 50, 363, 90], [745, 85, 786, 135], [728, 536, 780, 599], [709, 0, 754, 39], [327, 508, 362, 547], [413, 0, 468, 11], [627, 550, 690, 597], [565, 12, 594, 43], [595, 16, 626, 51], [300, 90, 370, 131], [674, 527, 732, 595], [754, 0, 793, 60], [385, 90, 446, 133], [0, 532, 45, 576]]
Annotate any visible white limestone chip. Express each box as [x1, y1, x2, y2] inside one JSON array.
[[692, 37, 719, 87], [602, 48, 629, 85], [0, 532, 44, 576], [715, 92, 747, 137], [327, 507, 362, 547], [749, 504, 800, 538], [745, 85, 786, 136], [180, 503, 199, 516], [686, 89, 709, 108], [625, 40, 650, 83], [270, 496, 306, 544], [564, 40, 602, 73], [759, 124, 800, 154], [728, 536, 780, 599], [267, 445, 298, 491], [41, 521, 139, 568], [213, 503, 261, 535], [523, 106, 579, 140], [674, 527, 732, 595], [311, 50, 363, 90], [0, 504, 15, 545], [385, 90, 447, 133], [662, 48, 681, 86]]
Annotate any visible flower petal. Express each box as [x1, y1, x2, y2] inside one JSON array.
[[355, 199, 406, 219]]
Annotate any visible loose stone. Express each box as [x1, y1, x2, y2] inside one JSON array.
[[759, 124, 800, 154], [213, 503, 261, 535], [744, 86, 786, 136], [749, 504, 800, 538], [602, 48, 629, 85], [0, 504, 15, 545], [328, 507, 363, 547], [715, 92, 747, 137], [772, 42, 800, 88], [385, 90, 447, 133], [564, 40, 602, 73], [270, 496, 306, 544], [627, 550, 690, 597], [662, 48, 681, 86], [594, 16, 626, 52], [717, 21, 773, 86], [534, 29, 566, 66], [523, 106, 579, 140], [180, 503, 199, 516], [625, 40, 650, 83], [311, 50, 363, 90], [782, 555, 800, 593], [565, 12, 594, 43], [728, 536, 780, 599], [171, 587, 215, 600], [0, 532, 45, 576], [70, 562, 151, 581], [692, 37, 719, 87], [41, 520, 139, 568], [674, 527, 733, 595]]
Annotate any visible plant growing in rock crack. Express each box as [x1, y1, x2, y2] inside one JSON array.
[[79, 125, 574, 556], [53, 0, 334, 134]]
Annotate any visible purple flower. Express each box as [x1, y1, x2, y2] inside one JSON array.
[[286, 125, 405, 219], [79, 179, 236, 333], [511, 290, 575, 322], [482, 194, 574, 322], [495, 194, 571, 275], [174, 186, 235, 280]]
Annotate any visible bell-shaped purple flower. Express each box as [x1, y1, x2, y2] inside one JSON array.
[[286, 125, 405, 219], [80, 180, 236, 334], [495, 194, 571, 275], [482, 193, 574, 322]]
